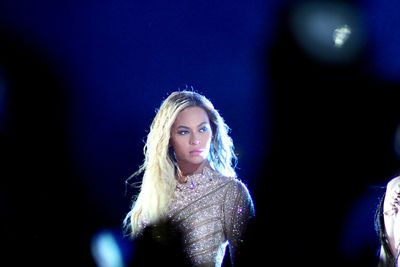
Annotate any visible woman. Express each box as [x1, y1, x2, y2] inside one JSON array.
[[123, 90, 255, 266], [376, 175, 400, 267]]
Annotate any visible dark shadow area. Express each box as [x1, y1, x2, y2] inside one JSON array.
[[125, 216, 259, 266], [127, 220, 192, 267], [0, 26, 97, 266], [260, 2, 400, 266]]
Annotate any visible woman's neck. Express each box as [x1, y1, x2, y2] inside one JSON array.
[[177, 161, 209, 183]]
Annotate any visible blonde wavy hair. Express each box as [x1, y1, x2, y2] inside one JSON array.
[[123, 90, 237, 237]]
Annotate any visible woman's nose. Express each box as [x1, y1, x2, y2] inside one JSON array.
[[190, 136, 200, 145]]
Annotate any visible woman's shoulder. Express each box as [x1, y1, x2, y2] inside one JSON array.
[[216, 172, 253, 203], [230, 177, 252, 196], [386, 176, 400, 192], [207, 168, 249, 190]]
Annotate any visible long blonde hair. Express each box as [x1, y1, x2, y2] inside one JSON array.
[[123, 90, 237, 237]]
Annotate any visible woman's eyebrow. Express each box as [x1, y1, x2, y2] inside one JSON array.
[[176, 121, 208, 129], [176, 125, 190, 129], [197, 121, 209, 127]]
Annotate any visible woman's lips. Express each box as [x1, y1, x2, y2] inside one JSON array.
[[190, 149, 204, 155]]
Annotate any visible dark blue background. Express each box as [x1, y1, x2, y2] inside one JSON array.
[[1, 0, 399, 266]]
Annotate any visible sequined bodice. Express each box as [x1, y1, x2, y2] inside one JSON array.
[[167, 167, 255, 267]]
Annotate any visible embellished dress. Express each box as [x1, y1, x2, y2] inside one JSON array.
[[379, 176, 400, 267], [167, 167, 255, 267]]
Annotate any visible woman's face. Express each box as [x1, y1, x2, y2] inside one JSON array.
[[170, 106, 212, 174]]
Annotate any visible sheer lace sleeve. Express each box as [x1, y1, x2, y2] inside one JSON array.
[[223, 179, 255, 265]]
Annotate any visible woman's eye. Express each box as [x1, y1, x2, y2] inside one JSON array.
[[199, 126, 209, 133], [178, 130, 189, 135]]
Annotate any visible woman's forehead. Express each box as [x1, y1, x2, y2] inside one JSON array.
[[173, 107, 209, 126]]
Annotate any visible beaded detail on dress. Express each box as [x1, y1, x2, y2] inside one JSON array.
[[167, 167, 255, 266], [381, 178, 400, 266]]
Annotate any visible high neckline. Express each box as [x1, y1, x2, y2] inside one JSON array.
[[175, 166, 215, 191], [177, 163, 212, 183]]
